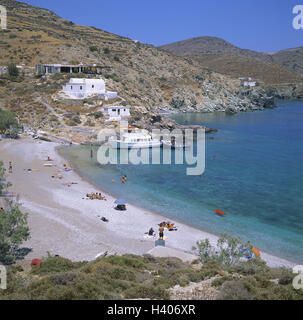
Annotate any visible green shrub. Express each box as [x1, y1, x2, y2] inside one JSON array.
[[104, 73, 119, 82], [31, 256, 74, 275], [104, 255, 146, 269], [93, 111, 103, 119], [217, 280, 254, 300], [0, 202, 30, 264], [193, 233, 253, 266], [46, 286, 78, 300], [108, 267, 136, 281], [89, 46, 98, 52], [212, 276, 233, 287], [228, 258, 270, 276], [124, 284, 169, 300], [7, 62, 19, 77], [278, 275, 293, 285]]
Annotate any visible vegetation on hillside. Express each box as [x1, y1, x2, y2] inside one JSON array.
[[0, 0, 283, 129], [0, 108, 20, 138], [0, 251, 302, 300]]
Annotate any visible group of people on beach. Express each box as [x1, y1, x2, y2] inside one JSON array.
[[146, 221, 178, 240], [86, 192, 106, 200], [159, 221, 178, 231]]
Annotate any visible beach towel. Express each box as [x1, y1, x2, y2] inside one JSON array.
[[44, 163, 53, 167], [144, 234, 155, 239]]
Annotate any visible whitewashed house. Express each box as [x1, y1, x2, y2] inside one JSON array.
[[63, 78, 106, 98], [104, 106, 130, 122], [243, 81, 256, 87]]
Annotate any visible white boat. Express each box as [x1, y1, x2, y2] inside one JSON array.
[[109, 132, 162, 149], [162, 140, 191, 149]]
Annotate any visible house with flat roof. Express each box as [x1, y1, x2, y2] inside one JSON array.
[[63, 78, 106, 98], [36, 63, 110, 75]]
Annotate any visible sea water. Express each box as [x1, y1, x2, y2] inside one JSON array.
[[59, 101, 303, 263]]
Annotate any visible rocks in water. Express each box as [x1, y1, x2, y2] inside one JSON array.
[[225, 107, 237, 114]]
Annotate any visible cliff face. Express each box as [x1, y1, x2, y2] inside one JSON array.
[[0, 0, 276, 125], [166, 73, 275, 113]]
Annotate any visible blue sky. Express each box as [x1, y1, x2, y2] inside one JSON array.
[[21, 0, 302, 52]]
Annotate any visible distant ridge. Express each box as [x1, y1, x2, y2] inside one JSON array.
[[159, 36, 303, 81]]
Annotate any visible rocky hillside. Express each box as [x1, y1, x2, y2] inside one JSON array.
[[188, 54, 303, 85], [0, 0, 277, 129], [160, 36, 303, 86]]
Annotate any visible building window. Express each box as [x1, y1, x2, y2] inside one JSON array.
[[112, 109, 116, 112], [71, 86, 73, 90], [80, 86, 82, 90], [92, 85, 94, 88]]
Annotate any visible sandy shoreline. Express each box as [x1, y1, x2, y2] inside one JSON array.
[[0, 137, 296, 268]]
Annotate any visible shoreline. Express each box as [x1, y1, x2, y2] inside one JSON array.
[[0, 137, 296, 268], [58, 145, 299, 268]]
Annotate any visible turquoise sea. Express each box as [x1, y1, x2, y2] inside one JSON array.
[[58, 101, 303, 264]]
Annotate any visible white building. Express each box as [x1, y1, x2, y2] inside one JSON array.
[[104, 106, 130, 122], [238, 77, 252, 81], [243, 81, 256, 87], [63, 78, 106, 98]]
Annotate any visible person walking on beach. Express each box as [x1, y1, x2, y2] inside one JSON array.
[[8, 161, 12, 173], [159, 225, 164, 240]]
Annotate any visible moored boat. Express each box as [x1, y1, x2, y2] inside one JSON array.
[[109, 132, 162, 149]]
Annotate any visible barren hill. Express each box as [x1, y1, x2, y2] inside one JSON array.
[[160, 36, 303, 83]]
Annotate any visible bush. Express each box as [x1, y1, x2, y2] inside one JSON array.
[[93, 111, 103, 119], [228, 258, 270, 276], [124, 284, 169, 300], [104, 255, 146, 269], [103, 47, 110, 54], [7, 62, 19, 77], [193, 233, 253, 266], [217, 280, 253, 300], [31, 256, 74, 275], [0, 109, 20, 138], [0, 201, 30, 264], [89, 46, 98, 52], [104, 73, 119, 82]]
